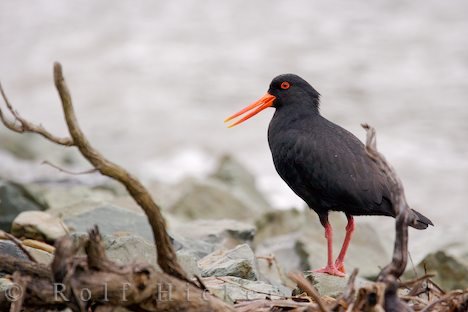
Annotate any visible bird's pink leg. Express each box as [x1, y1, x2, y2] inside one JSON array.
[[311, 221, 345, 277], [335, 215, 355, 273]]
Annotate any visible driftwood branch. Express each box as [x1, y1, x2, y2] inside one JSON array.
[[0, 82, 73, 145], [288, 272, 327, 312], [0, 63, 189, 284], [41, 160, 98, 175], [0, 227, 232, 311], [0, 62, 235, 311], [362, 123, 412, 311], [332, 268, 358, 312]]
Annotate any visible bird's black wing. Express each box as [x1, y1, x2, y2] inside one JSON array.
[[283, 120, 394, 216]]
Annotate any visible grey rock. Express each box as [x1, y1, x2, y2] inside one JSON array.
[[256, 257, 286, 287], [0, 240, 30, 261], [413, 251, 468, 290], [0, 179, 46, 231], [176, 249, 201, 278], [199, 244, 259, 280], [0, 240, 53, 269], [59, 204, 204, 275], [28, 183, 118, 213], [254, 208, 312, 246], [210, 155, 271, 213], [0, 133, 38, 160], [203, 276, 291, 304], [0, 132, 81, 166], [11, 211, 68, 243], [255, 232, 311, 272], [62, 204, 155, 242], [172, 219, 256, 260], [168, 155, 271, 221], [255, 211, 391, 278], [301, 220, 390, 279], [103, 232, 157, 266], [24, 245, 54, 265], [255, 232, 310, 286], [168, 179, 257, 220], [300, 272, 372, 298], [70, 232, 200, 278]]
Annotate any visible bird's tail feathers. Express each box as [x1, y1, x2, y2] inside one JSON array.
[[408, 209, 434, 230]]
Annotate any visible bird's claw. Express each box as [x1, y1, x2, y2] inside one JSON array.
[[310, 265, 346, 277]]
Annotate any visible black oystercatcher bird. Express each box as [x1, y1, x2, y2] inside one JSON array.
[[225, 74, 433, 276]]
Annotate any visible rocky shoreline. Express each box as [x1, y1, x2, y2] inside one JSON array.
[[1, 145, 467, 303]]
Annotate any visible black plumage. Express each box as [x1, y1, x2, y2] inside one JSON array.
[[226, 73, 433, 275], [267, 74, 431, 227]]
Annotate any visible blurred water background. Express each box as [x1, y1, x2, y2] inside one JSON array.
[[1, 0, 467, 236]]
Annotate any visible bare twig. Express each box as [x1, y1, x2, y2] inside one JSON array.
[[399, 274, 435, 288], [288, 272, 328, 312], [421, 289, 468, 312], [0, 254, 51, 279], [0, 83, 73, 145], [42, 160, 98, 175], [400, 295, 428, 305], [332, 268, 358, 312], [195, 275, 208, 292]]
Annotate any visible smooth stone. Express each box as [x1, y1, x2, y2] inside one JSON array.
[[210, 155, 271, 214], [11, 211, 68, 243], [254, 208, 313, 247], [176, 249, 202, 278], [103, 232, 157, 266], [70, 232, 200, 278], [0, 240, 30, 261], [171, 219, 256, 260], [413, 251, 468, 290], [0, 179, 46, 231], [0, 133, 38, 160], [25, 245, 54, 265], [199, 244, 259, 280], [255, 210, 391, 279], [255, 255, 289, 287], [168, 156, 271, 221], [0, 239, 53, 265], [27, 183, 118, 212], [203, 276, 291, 304], [63, 205, 155, 242], [168, 178, 261, 221], [256, 231, 311, 273], [301, 272, 372, 298]]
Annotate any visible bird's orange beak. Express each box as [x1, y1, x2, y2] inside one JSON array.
[[224, 93, 276, 128]]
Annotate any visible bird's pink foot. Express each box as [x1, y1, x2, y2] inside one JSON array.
[[310, 265, 346, 277], [334, 261, 346, 274]]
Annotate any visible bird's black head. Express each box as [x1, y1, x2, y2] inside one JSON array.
[[225, 74, 320, 128], [268, 74, 320, 109]]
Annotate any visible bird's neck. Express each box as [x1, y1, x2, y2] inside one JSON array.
[[272, 99, 321, 126]]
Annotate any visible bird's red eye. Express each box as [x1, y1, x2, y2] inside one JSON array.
[[280, 82, 290, 90]]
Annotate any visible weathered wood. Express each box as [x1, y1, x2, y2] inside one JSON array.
[[0, 63, 233, 311], [1, 228, 232, 311]]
